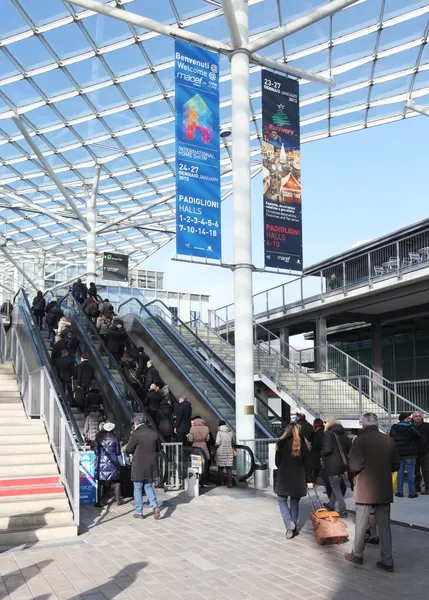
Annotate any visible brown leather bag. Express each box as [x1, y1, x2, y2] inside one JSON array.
[[308, 488, 349, 546]]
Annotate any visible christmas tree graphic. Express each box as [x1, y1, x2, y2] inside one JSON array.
[[272, 104, 291, 126]]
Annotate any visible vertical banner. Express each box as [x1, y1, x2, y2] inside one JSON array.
[[262, 70, 303, 271], [79, 450, 96, 504], [175, 40, 221, 259]]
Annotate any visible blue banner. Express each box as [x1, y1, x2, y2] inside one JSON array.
[[175, 40, 221, 259], [79, 450, 96, 505]]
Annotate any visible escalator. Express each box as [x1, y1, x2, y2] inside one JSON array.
[[118, 298, 281, 443]]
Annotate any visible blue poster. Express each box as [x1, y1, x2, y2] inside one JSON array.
[[175, 40, 221, 259], [79, 450, 96, 504]]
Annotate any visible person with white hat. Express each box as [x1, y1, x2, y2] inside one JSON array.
[[95, 422, 122, 507]]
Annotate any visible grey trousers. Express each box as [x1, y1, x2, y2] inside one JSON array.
[[327, 475, 346, 512], [353, 504, 393, 567]]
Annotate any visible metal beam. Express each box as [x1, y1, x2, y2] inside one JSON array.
[[406, 100, 429, 117], [96, 193, 175, 234], [0, 246, 38, 291], [65, 0, 231, 54], [45, 269, 101, 293], [11, 117, 90, 232], [221, 0, 243, 48], [251, 53, 336, 88], [0, 187, 86, 231], [249, 0, 360, 54]]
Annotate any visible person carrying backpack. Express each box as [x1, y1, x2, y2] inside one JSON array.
[[32, 291, 46, 330], [83, 296, 99, 324], [72, 279, 88, 304], [45, 300, 63, 347]]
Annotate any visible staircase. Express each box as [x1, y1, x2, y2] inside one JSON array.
[[0, 363, 77, 545]]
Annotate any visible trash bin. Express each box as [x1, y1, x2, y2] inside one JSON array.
[[187, 467, 200, 498], [254, 463, 268, 489]]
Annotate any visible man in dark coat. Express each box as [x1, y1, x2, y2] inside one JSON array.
[[308, 418, 324, 483], [56, 349, 73, 400], [125, 413, 161, 519], [146, 383, 163, 426], [76, 353, 94, 406], [296, 413, 313, 442], [321, 420, 351, 517], [389, 412, 421, 498], [412, 410, 429, 494], [175, 395, 192, 443], [345, 412, 400, 572], [45, 299, 63, 347], [137, 347, 150, 378], [145, 361, 160, 389], [104, 323, 127, 365], [72, 279, 87, 304]]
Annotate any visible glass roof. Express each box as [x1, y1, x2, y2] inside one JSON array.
[[0, 0, 427, 274]]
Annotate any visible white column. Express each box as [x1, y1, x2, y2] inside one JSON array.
[[86, 167, 100, 284], [231, 0, 254, 443], [39, 251, 46, 291]]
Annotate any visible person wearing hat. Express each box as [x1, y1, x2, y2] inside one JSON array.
[[95, 422, 122, 507]]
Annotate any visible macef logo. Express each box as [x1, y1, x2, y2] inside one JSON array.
[[209, 72, 216, 81], [210, 64, 218, 73]]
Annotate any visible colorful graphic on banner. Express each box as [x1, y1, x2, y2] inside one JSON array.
[[80, 450, 96, 504], [102, 252, 129, 282], [175, 40, 221, 259], [262, 70, 302, 271]]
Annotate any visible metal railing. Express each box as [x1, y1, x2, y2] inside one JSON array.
[[162, 442, 183, 491], [211, 225, 429, 328], [9, 322, 80, 525], [240, 438, 279, 467], [393, 379, 429, 413]]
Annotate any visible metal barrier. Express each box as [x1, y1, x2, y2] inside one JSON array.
[[240, 438, 278, 467], [9, 324, 80, 525], [162, 442, 183, 491]]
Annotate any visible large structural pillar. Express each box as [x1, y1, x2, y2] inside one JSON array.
[[279, 326, 290, 364], [86, 166, 100, 284], [315, 316, 327, 372], [231, 0, 254, 444], [371, 321, 383, 377], [39, 251, 46, 291]]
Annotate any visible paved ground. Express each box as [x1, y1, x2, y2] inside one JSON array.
[[1, 484, 429, 600]]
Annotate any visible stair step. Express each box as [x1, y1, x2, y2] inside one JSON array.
[[0, 434, 48, 444], [0, 523, 77, 545], [0, 453, 55, 466], [0, 494, 68, 514], [0, 423, 45, 433], [0, 464, 58, 477], [0, 510, 74, 530], [0, 442, 51, 454], [0, 393, 21, 401]]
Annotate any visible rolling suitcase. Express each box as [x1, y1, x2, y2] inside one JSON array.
[[120, 453, 134, 498], [308, 487, 349, 546]]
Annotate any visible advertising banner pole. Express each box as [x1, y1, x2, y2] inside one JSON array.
[[231, 0, 255, 444]]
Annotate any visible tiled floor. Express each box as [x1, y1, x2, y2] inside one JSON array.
[[1, 484, 429, 600]]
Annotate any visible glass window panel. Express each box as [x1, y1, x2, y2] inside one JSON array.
[[32, 68, 75, 98], [0, 3, 28, 40], [3, 79, 41, 107], [67, 57, 111, 89], [43, 23, 92, 60], [86, 87, 125, 112], [105, 44, 148, 77], [81, 14, 131, 48], [120, 73, 161, 101]]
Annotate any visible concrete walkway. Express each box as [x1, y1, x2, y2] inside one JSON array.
[[1, 484, 429, 600]]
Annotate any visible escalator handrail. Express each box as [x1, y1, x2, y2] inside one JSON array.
[[235, 444, 256, 482], [61, 293, 161, 436], [119, 298, 276, 438], [120, 307, 236, 432], [14, 289, 84, 446]]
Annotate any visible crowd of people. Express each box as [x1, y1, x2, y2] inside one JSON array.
[[275, 409, 429, 572]]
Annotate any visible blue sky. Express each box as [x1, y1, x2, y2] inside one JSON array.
[[144, 114, 429, 310]]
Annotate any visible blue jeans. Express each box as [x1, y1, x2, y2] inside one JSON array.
[[397, 458, 416, 495], [133, 480, 158, 515], [278, 496, 300, 529]]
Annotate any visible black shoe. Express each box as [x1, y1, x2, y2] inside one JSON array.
[[339, 511, 348, 518], [365, 536, 380, 545], [395, 492, 403, 498], [323, 502, 334, 510], [416, 487, 422, 493], [345, 552, 363, 566], [376, 561, 393, 573], [409, 493, 419, 498]]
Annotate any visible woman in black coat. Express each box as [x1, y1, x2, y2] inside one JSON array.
[[320, 419, 351, 517], [158, 397, 174, 441], [275, 423, 311, 539], [32, 291, 46, 330]]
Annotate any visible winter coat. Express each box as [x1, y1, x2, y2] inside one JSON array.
[[83, 296, 99, 318], [147, 390, 163, 413], [413, 420, 429, 453], [349, 425, 401, 505], [307, 427, 324, 479], [51, 338, 68, 366], [104, 327, 126, 356], [99, 301, 114, 318], [45, 300, 57, 315], [46, 305, 63, 329], [275, 435, 310, 498], [72, 281, 87, 301], [88, 284, 98, 298], [188, 418, 210, 458], [125, 424, 160, 481], [76, 360, 94, 388], [137, 351, 150, 377], [145, 366, 161, 388], [97, 316, 111, 336], [215, 425, 234, 467], [85, 389, 103, 412], [158, 400, 174, 438], [32, 295, 46, 315], [297, 418, 314, 442], [56, 354, 73, 384], [175, 399, 192, 434], [389, 422, 422, 459], [320, 421, 351, 476], [63, 329, 79, 354], [84, 411, 103, 443], [96, 432, 121, 481]]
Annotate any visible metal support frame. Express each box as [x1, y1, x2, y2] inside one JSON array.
[[39, 251, 46, 290], [12, 117, 90, 232], [86, 165, 100, 283], [96, 194, 175, 234], [45, 270, 101, 293], [0, 246, 38, 291], [406, 100, 429, 117], [251, 53, 336, 88]]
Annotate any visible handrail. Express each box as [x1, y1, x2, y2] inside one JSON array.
[[61, 294, 161, 438], [14, 289, 84, 445]]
